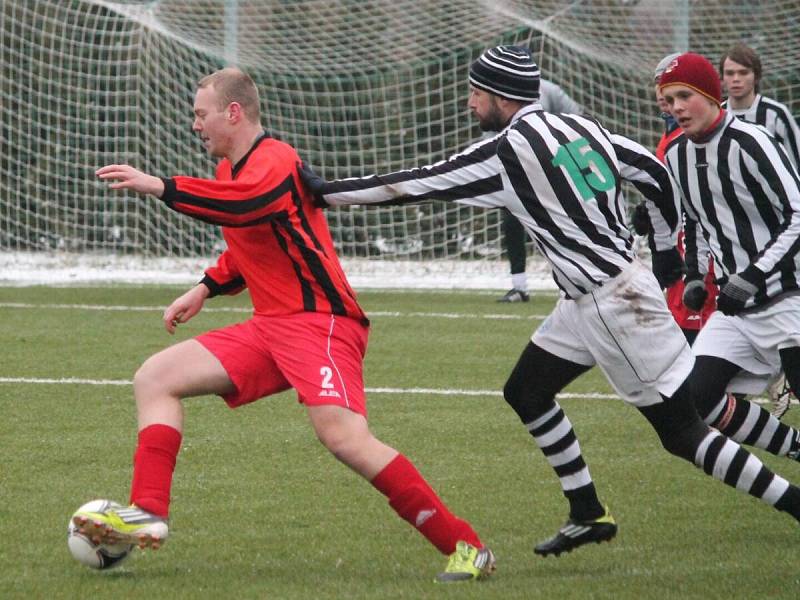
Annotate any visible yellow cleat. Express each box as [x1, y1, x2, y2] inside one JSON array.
[[73, 505, 168, 550], [435, 541, 496, 583]]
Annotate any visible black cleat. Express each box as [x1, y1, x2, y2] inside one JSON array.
[[497, 288, 530, 303], [534, 507, 617, 557]]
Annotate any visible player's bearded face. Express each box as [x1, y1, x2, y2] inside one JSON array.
[[468, 88, 507, 132], [479, 100, 507, 132]]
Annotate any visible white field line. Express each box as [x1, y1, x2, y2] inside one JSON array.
[[2, 303, 790, 405], [0, 375, 610, 399], [0, 302, 548, 321], [0, 376, 790, 405]]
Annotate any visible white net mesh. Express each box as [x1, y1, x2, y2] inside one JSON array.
[[2, 1, 799, 284]]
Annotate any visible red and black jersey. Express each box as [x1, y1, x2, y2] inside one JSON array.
[[159, 133, 367, 324]]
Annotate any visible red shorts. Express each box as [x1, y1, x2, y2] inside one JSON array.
[[666, 272, 717, 330], [196, 312, 369, 416], [666, 231, 717, 330]]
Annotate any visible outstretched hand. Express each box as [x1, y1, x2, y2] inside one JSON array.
[[296, 161, 329, 207], [96, 164, 165, 197]]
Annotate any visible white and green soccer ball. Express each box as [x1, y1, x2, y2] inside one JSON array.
[[67, 499, 133, 570]]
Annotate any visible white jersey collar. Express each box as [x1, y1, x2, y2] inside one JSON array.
[[508, 102, 543, 128]]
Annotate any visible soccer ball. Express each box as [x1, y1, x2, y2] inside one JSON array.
[[67, 499, 133, 570]]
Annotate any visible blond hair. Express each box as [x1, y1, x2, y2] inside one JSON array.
[[198, 68, 261, 123]]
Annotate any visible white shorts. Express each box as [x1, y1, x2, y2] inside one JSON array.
[[533, 260, 694, 407], [692, 295, 800, 394]]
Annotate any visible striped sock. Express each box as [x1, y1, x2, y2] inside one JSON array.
[[694, 430, 799, 518], [527, 402, 604, 520], [703, 394, 799, 456]]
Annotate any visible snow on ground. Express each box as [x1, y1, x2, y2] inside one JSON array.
[[0, 252, 559, 291]]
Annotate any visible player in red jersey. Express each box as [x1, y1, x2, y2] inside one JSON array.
[[81, 68, 494, 583]]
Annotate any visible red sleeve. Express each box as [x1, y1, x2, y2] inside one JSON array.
[[200, 250, 246, 297], [159, 144, 298, 227]]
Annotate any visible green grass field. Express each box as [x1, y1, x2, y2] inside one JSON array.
[[1, 286, 798, 599]]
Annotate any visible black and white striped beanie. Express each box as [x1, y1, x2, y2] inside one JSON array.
[[468, 45, 540, 102]]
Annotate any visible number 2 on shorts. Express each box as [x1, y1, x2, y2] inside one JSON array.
[[320, 366, 334, 389]]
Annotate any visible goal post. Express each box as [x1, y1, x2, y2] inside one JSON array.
[[2, 1, 798, 286]]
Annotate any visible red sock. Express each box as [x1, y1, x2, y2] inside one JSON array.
[[370, 454, 482, 555], [129, 424, 182, 518]]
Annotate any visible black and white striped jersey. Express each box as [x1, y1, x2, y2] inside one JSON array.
[[664, 111, 800, 308], [723, 94, 800, 171], [321, 104, 681, 298]]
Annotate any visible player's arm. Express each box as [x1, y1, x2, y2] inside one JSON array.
[[162, 284, 209, 334], [682, 207, 711, 311], [98, 161, 295, 227], [201, 250, 246, 298], [740, 139, 800, 276], [96, 164, 164, 196], [714, 137, 800, 315], [682, 204, 709, 279], [162, 251, 245, 334], [612, 134, 685, 287], [773, 103, 800, 171], [611, 134, 681, 251], [306, 136, 505, 208], [159, 165, 297, 226]]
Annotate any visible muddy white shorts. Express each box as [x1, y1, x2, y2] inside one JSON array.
[[533, 260, 694, 407]]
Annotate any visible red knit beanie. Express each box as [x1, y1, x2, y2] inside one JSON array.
[[658, 52, 721, 106]]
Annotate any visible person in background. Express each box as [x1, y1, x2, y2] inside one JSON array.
[[720, 42, 800, 171], [720, 41, 800, 417], [496, 77, 582, 303]]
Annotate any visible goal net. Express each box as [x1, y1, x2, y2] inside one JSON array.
[[2, 1, 799, 287]]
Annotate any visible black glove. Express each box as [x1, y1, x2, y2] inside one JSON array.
[[631, 202, 652, 235], [651, 247, 685, 288], [296, 161, 329, 207], [682, 273, 708, 312], [716, 265, 765, 315]]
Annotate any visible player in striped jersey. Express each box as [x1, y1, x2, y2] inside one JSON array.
[[497, 78, 583, 303], [89, 68, 496, 583], [659, 53, 800, 464], [719, 42, 799, 417], [720, 42, 800, 171], [639, 52, 794, 449], [633, 53, 719, 345], [303, 46, 800, 558]]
